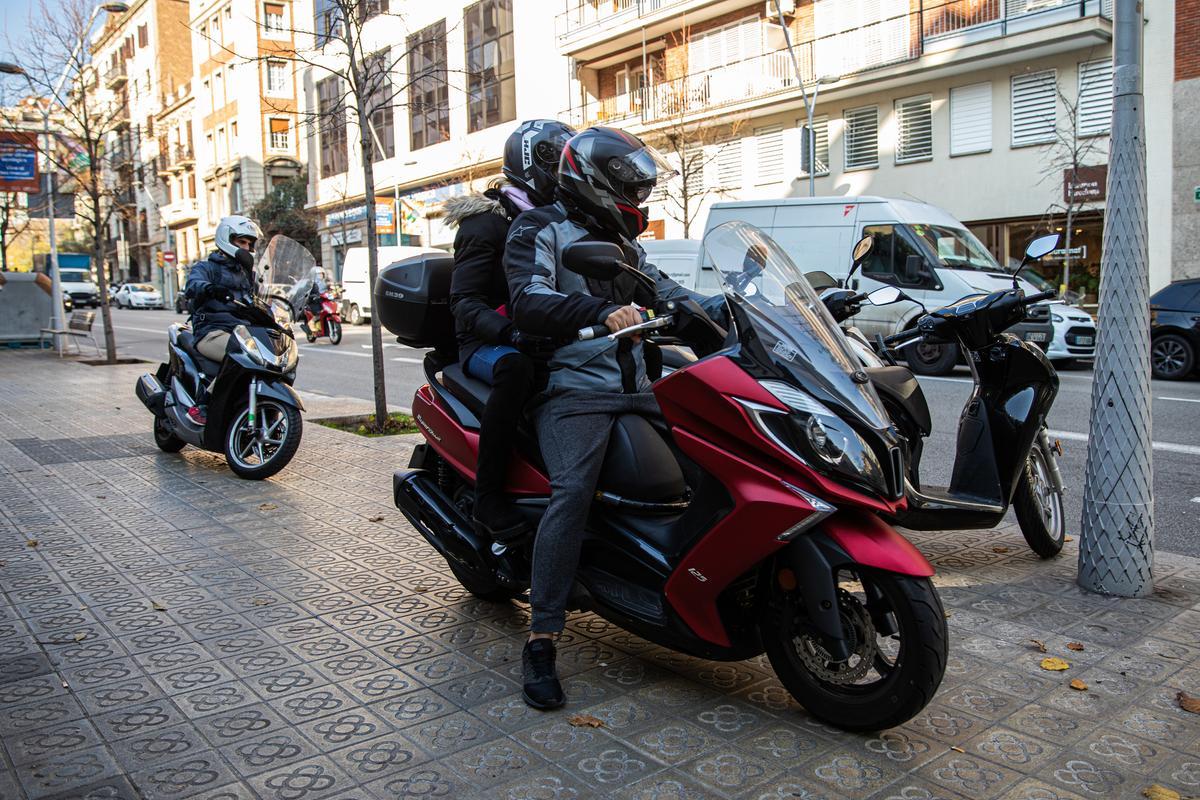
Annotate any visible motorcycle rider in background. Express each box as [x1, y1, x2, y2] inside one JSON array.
[[447, 119, 576, 543], [183, 215, 263, 425]]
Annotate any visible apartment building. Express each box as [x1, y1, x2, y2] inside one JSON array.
[[91, 0, 192, 284], [191, 0, 311, 253], [305, 0, 567, 275], [1176, 0, 1200, 281], [154, 81, 199, 292], [558, 0, 1176, 296]]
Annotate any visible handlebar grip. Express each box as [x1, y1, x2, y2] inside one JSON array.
[[884, 330, 915, 345], [577, 324, 610, 341], [1024, 290, 1057, 304]]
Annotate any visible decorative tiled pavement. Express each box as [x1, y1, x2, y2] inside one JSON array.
[[1, 352, 1197, 799]]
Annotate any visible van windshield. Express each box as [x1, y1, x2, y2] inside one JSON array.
[[906, 224, 999, 271], [59, 271, 91, 283]]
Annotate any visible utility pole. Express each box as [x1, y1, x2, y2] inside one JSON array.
[[1078, 0, 1153, 597]]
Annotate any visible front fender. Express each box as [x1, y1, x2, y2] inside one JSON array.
[[256, 380, 305, 411], [817, 510, 934, 577]]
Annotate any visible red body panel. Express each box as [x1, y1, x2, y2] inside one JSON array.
[[412, 384, 550, 495], [822, 511, 935, 578]]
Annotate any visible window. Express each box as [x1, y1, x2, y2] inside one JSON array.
[[206, 182, 217, 223], [266, 60, 288, 95], [137, 23, 148, 48], [687, 16, 761, 73], [844, 105, 878, 170], [316, 76, 348, 176], [365, 51, 395, 161], [682, 145, 704, 196], [231, 177, 242, 213], [314, 0, 343, 45], [464, 0, 515, 132], [1011, 70, 1057, 146], [860, 224, 928, 287], [214, 70, 225, 107], [230, 120, 237, 143], [1077, 59, 1112, 137], [895, 94, 932, 163], [408, 20, 449, 150], [359, 0, 388, 20], [798, 115, 829, 176], [755, 124, 784, 185], [950, 82, 991, 155], [715, 139, 743, 189], [263, 2, 286, 34], [269, 118, 291, 150], [203, 79, 211, 112], [216, 126, 226, 163]]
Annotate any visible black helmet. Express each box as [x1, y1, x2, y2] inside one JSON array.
[[557, 126, 675, 240], [502, 119, 577, 207]]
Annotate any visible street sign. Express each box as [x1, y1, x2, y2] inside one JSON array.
[[1063, 165, 1108, 203], [162, 251, 176, 263], [0, 132, 40, 194]]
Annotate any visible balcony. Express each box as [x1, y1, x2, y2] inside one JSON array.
[[173, 144, 194, 168], [160, 198, 199, 227], [556, 0, 737, 58], [104, 61, 127, 89], [922, 0, 1112, 54]]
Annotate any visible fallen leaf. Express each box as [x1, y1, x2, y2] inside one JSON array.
[[73, 632, 87, 642], [1065, 535, 1074, 542], [252, 598, 273, 607], [1143, 785, 1181, 800], [943, 611, 952, 619], [992, 546, 1010, 554], [1177, 691, 1200, 715], [1066, 642, 1085, 652], [949, 746, 965, 753], [259, 503, 278, 511], [568, 714, 605, 729], [152, 602, 167, 612], [26, 539, 38, 548], [1040, 657, 1070, 671], [96, 496, 105, 500], [1070, 679, 1088, 691], [1030, 639, 1047, 653], [368, 516, 385, 523]]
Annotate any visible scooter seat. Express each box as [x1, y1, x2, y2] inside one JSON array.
[[441, 364, 490, 420], [175, 330, 223, 377], [866, 365, 932, 437]]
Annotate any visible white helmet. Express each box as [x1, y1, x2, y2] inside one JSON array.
[[215, 215, 263, 260]]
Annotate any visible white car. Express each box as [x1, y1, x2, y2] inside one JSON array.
[[115, 283, 164, 309]]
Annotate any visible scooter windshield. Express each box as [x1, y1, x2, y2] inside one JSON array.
[[256, 235, 316, 310], [703, 221, 889, 430]]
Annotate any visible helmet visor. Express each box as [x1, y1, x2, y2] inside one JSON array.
[[533, 128, 574, 169], [604, 145, 677, 205]]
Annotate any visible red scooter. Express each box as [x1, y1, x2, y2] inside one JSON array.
[[301, 288, 342, 345], [388, 222, 947, 731]]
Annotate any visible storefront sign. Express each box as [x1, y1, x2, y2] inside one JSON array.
[[326, 205, 369, 227], [375, 198, 395, 235], [330, 228, 364, 246], [1047, 246, 1086, 261], [1063, 165, 1107, 203], [0, 132, 40, 193]]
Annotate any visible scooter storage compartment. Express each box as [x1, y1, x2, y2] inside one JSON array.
[[374, 254, 455, 352]]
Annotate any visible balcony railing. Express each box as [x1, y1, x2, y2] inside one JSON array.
[[160, 198, 199, 226], [923, 0, 1112, 44], [103, 61, 127, 89], [555, 0, 680, 41]]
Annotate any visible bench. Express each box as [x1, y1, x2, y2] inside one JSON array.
[[40, 310, 100, 357]]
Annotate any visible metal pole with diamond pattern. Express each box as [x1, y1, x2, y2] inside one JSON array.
[[1078, 0, 1153, 596]]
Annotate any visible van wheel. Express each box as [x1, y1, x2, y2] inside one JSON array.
[[904, 341, 958, 376], [348, 304, 363, 325]]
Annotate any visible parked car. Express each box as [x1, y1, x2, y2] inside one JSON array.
[[114, 283, 164, 309], [1150, 278, 1200, 380]]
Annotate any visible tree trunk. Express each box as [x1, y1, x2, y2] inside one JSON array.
[[356, 91, 387, 431], [1063, 206, 1075, 295], [91, 187, 117, 362]]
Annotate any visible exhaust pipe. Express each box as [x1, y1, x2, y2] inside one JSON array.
[[136, 374, 167, 416], [392, 468, 492, 574]]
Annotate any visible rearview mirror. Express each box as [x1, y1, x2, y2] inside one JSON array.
[[1024, 234, 1060, 261], [851, 234, 874, 265], [562, 241, 624, 281], [866, 286, 902, 305]]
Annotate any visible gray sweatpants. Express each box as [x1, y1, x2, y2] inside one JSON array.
[[529, 389, 662, 633]]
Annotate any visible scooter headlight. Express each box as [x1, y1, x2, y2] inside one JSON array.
[[281, 337, 298, 372], [233, 325, 267, 366]]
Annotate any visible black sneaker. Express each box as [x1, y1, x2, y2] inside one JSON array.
[[522, 638, 564, 710]]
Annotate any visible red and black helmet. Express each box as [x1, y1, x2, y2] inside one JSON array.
[[558, 126, 676, 240], [502, 119, 577, 207]]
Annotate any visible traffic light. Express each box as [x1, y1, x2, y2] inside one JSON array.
[[156, 251, 164, 269]]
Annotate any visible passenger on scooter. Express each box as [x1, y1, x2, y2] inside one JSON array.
[[503, 126, 712, 710], [447, 119, 575, 543], [182, 215, 263, 425]]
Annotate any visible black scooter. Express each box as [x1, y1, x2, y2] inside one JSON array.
[[816, 235, 1067, 558]]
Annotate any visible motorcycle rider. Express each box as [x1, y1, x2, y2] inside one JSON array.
[[447, 119, 575, 543], [183, 215, 263, 424], [503, 126, 713, 709], [301, 268, 330, 337]]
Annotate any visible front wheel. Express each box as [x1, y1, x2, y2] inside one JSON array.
[[348, 304, 363, 325], [761, 565, 947, 731], [1013, 436, 1066, 558], [224, 399, 302, 480], [327, 319, 342, 345]]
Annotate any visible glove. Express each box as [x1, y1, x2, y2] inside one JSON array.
[[508, 329, 558, 357]]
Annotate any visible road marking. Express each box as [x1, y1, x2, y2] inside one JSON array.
[[1048, 429, 1200, 457], [361, 343, 418, 351], [298, 347, 371, 357], [391, 357, 423, 364], [111, 324, 173, 335], [1191, 497, 1200, 504], [1159, 396, 1200, 404]]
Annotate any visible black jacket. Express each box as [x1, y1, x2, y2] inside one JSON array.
[[447, 188, 523, 363], [183, 250, 254, 340]]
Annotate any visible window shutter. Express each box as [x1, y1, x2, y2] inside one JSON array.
[[270, 118, 289, 134], [1011, 70, 1057, 146], [716, 139, 743, 188], [950, 82, 991, 155], [798, 115, 829, 176], [755, 124, 784, 185], [895, 95, 932, 163], [844, 105, 878, 170], [684, 145, 705, 196], [1077, 59, 1112, 136]]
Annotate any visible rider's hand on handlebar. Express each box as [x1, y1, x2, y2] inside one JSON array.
[[605, 305, 645, 337]]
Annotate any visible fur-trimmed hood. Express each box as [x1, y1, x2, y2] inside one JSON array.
[[442, 192, 507, 229]]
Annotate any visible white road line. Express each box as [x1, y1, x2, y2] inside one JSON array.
[[111, 324, 173, 335], [1048, 429, 1200, 457], [391, 357, 423, 364], [1191, 497, 1200, 504], [1159, 396, 1200, 404], [298, 347, 371, 357]]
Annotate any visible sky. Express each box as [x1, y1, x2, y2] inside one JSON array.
[[0, 0, 34, 66]]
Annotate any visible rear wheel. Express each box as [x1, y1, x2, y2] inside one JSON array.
[[348, 304, 363, 325], [1013, 436, 1066, 558], [761, 564, 947, 731], [327, 319, 342, 345], [224, 400, 302, 479], [903, 340, 958, 376], [153, 416, 186, 453], [1151, 334, 1194, 380]]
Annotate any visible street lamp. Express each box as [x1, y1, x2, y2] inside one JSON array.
[[800, 74, 840, 197], [0, 1, 129, 354]]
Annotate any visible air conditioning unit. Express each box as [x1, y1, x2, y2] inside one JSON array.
[[766, 0, 796, 17]]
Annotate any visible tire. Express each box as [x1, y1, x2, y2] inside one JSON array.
[[448, 560, 522, 603], [327, 319, 342, 345], [1151, 334, 1194, 380], [1013, 436, 1066, 558], [762, 564, 948, 732], [153, 416, 186, 453], [903, 340, 958, 376], [348, 304, 363, 325], [306, 331, 317, 343], [224, 400, 302, 480]]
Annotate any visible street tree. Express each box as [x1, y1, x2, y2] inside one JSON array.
[[0, 192, 31, 271], [249, 172, 320, 258]]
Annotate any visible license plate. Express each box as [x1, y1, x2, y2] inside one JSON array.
[[1074, 336, 1094, 346], [1026, 332, 1048, 342]]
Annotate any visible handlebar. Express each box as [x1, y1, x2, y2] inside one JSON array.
[[577, 325, 610, 341], [1023, 290, 1057, 304], [578, 314, 674, 342]]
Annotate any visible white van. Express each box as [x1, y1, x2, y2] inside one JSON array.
[[700, 197, 1094, 373], [340, 245, 443, 324], [57, 268, 101, 309], [640, 239, 702, 290]]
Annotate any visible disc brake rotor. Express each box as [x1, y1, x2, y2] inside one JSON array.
[[793, 588, 878, 685]]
